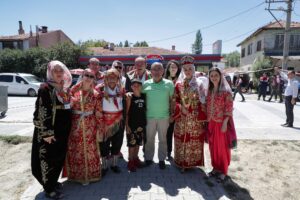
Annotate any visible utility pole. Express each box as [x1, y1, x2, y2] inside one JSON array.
[[265, 0, 293, 71], [282, 0, 293, 71]]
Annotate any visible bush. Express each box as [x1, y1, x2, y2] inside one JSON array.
[[0, 42, 86, 79], [0, 135, 32, 145]]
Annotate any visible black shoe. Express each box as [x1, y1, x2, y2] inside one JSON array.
[[45, 191, 64, 199], [159, 161, 166, 170], [55, 182, 63, 192], [101, 168, 108, 177], [145, 160, 153, 166], [281, 123, 288, 127], [167, 152, 173, 161], [241, 99, 245, 102], [110, 166, 121, 173], [257, 98, 260, 100], [287, 124, 293, 128], [279, 101, 283, 103], [268, 99, 271, 102]]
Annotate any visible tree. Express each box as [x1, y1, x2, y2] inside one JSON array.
[[124, 40, 129, 47], [223, 51, 240, 68], [80, 39, 110, 48], [192, 30, 202, 54], [118, 42, 123, 47], [133, 41, 149, 47]]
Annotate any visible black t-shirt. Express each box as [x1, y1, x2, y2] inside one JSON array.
[[128, 93, 146, 128]]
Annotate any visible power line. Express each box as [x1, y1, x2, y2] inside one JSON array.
[[148, 2, 265, 43]]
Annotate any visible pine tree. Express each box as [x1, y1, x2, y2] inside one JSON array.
[[192, 30, 203, 54], [118, 42, 123, 47], [124, 40, 129, 47]]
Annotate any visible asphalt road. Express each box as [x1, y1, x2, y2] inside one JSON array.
[[0, 94, 299, 139]]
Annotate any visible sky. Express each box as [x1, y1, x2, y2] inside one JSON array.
[[1, 0, 300, 54]]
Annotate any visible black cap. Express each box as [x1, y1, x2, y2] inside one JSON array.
[[131, 78, 142, 85]]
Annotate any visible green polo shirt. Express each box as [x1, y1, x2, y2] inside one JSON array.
[[142, 78, 174, 119]]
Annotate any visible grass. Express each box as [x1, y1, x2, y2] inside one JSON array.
[[0, 135, 32, 145]]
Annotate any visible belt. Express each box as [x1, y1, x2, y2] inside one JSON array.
[[55, 105, 68, 110], [72, 110, 94, 117]]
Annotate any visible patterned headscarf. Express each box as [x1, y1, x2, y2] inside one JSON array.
[[47, 60, 72, 90]]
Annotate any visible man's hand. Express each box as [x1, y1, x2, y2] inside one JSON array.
[[291, 98, 296, 105]]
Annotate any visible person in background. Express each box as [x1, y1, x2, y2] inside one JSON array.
[[281, 70, 298, 128], [258, 73, 269, 101], [233, 74, 245, 102], [125, 79, 147, 172], [77, 57, 104, 85], [125, 56, 151, 92], [31, 61, 72, 199], [206, 67, 237, 182], [268, 66, 283, 103], [64, 69, 102, 185], [164, 60, 181, 160]]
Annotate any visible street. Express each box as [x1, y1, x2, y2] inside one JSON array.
[[0, 94, 299, 139]]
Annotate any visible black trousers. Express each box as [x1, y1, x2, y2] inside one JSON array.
[[233, 87, 245, 101], [269, 87, 283, 102], [285, 96, 294, 126], [166, 122, 175, 154], [100, 124, 124, 157]]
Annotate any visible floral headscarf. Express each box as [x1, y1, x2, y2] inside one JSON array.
[[47, 60, 72, 90]]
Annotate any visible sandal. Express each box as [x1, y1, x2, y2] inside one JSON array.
[[216, 174, 228, 183], [45, 191, 64, 199], [55, 182, 63, 192]]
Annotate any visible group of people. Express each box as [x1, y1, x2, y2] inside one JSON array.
[[31, 56, 237, 199]]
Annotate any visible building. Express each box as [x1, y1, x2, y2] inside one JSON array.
[[237, 20, 300, 72], [79, 45, 222, 72], [0, 21, 74, 50]]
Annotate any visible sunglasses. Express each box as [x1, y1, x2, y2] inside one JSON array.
[[84, 74, 95, 79], [114, 66, 122, 69]]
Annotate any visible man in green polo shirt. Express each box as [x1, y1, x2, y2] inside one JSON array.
[[142, 62, 174, 169]]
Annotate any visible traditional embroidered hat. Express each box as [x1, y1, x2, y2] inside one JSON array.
[[146, 54, 164, 65], [180, 55, 194, 65]]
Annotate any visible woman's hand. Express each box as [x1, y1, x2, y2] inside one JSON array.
[[126, 126, 132, 134], [43, 136, 56, 144], [221, 121, 228, 133]]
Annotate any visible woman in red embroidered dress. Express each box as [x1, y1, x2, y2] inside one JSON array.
[[206, 67, 237, 182], [65, 69, 102, 185], [173, 56, 207, 172]]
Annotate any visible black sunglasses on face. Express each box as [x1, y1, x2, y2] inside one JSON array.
[[84, 74, 95, 79]]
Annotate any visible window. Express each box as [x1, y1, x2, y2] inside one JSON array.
[[256, 40, 262, 51], [290, 34, 300, 49], [0, 75, 13, 82], [16, 76, 27, 84], [241, 48, 245, 58], [275, 34, 284, 49], [247, 43, 253, 55]]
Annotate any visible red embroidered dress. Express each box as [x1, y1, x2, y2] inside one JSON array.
[[206, 91, 234, 175], [65, 84, 102, 183], [173, 81, 206, 168]]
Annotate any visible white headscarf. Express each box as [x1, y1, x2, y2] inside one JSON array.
[[207, 67, 232, 93], [47, 60, 72, 90], [177, 64, 207, 104]]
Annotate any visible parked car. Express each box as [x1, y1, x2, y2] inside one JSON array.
[[0, 73, 42, 97]]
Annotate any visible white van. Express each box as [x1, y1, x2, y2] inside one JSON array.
[[0, 73, 42, 96]]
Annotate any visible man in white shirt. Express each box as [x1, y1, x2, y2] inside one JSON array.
[[282, 70, 299, 128]]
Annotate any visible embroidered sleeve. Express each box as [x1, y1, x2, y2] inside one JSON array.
[[95, 93, 104, 142], [224, 92, 233, 116], [33, 88, 54, 138]]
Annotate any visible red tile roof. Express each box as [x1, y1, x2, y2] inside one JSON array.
[[237, 20, 300, 46], [88, 47, 186, 56]]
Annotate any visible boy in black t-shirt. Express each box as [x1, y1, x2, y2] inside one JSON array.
[[125, 79, 146, 172]]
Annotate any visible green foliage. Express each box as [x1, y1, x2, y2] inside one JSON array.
[[79, 39, 110, 48], [252, 57, 273, 85], [133, 41, 149, 47], [0, 135, 32, 145], [118, 42, 123, 47], [222, 51, 240, 68], [0, 42, 84, 78], [124, 40, 129, 47], [192, 30, 202, 54]]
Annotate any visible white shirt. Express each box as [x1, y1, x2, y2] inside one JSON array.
[[102, 86, 123, 112], [284, 78, 299, 98]]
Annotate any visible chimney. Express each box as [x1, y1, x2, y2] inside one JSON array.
[[30, 25, 33, 37], [18, 21, 25, 35], [41, 26, 48, 33], [109, 43, 115, 51], [172, 45, 175, 51]]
